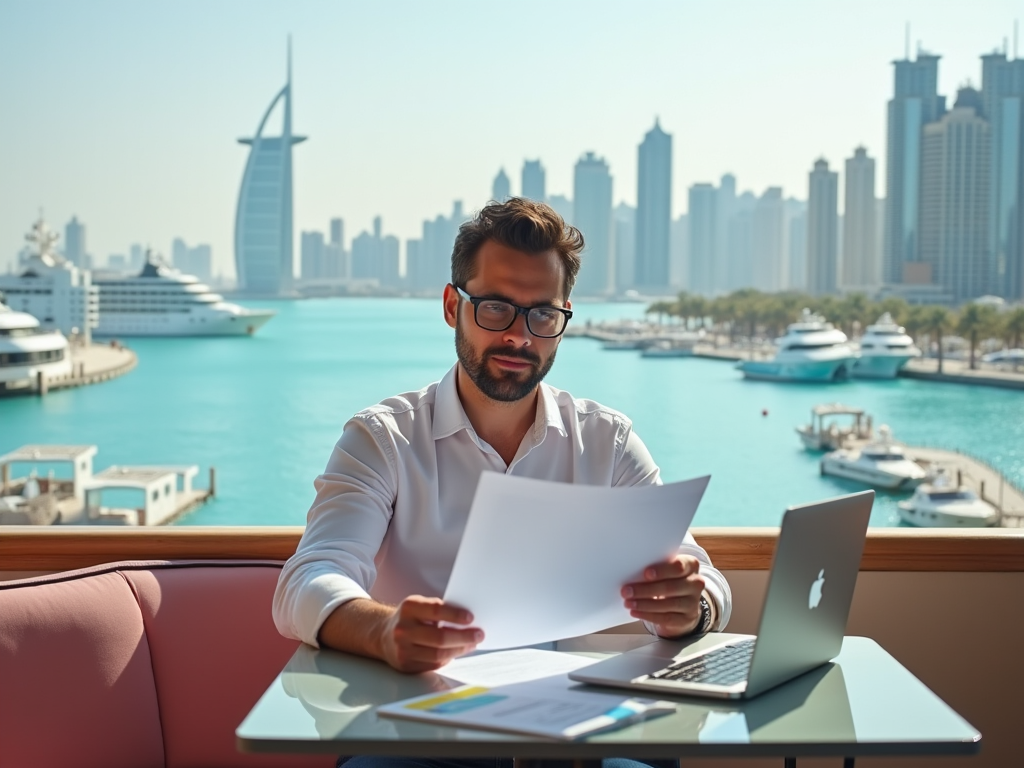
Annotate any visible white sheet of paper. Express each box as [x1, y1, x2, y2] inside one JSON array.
[[439, 648, 597, 687], [442, 473, 709, 650]]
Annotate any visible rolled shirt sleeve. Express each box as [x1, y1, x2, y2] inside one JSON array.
[[272, 415, 396, 647]]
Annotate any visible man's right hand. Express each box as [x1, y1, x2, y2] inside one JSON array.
[[378, 596, 483, 673]]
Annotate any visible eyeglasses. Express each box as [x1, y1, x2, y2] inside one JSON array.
[[455, 286, 572, 338]]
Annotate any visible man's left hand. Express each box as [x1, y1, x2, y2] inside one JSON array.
[[621, 555, 706, 639]]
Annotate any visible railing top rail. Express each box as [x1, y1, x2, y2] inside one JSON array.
[[2, 526, 1023, 573]]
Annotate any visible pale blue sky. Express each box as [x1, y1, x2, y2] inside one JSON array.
[[1, 0, 1019, 278]]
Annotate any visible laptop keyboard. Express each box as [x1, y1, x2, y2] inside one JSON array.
[[646, 638, 756, 687]]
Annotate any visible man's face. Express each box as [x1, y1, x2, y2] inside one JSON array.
[[444, 240, 570, 403]]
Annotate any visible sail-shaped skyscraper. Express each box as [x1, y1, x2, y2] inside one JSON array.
[[235, 42, 307, 296]]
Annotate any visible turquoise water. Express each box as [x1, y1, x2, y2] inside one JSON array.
[[1, 299, 1022, 528]]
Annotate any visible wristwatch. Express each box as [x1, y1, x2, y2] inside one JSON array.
[[690, 595, 713, 636]]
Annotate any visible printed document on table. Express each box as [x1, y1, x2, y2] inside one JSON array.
[[378, 674, 676, 741], [443, 473, 710, 650]]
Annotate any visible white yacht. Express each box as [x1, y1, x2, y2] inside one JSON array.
[[897, 471, 999, 528], [0, 300, 72, 393], [820, 425, 930, 491], [852, 313, 921, 379], [738, 310, 858, 382], [93, 253, 275, 337]]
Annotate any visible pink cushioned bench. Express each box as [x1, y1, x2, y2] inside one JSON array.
[[0, 560, 335, 768]]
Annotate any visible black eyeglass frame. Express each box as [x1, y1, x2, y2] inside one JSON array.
[[454, 285, 573, 338]]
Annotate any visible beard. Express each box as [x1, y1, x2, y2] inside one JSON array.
[[455, 323, 557, 403]]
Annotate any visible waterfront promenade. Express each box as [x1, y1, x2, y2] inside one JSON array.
[[566, 323, 1024, 390], [40, 342, 136, 396]]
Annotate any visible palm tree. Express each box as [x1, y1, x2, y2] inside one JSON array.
[[903, 305, 929, 347], [922, 306, 953, 374], [877, 296, 910, 324], [1001, 307, 1024, 350], [645, 300, 675, 326], [955, 303, 1000, 370], [836, 292, 872, 336]]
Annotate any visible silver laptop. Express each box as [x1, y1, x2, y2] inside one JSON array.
[[569, 490, 873, 700]]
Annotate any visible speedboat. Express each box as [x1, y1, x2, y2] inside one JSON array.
[[897, 471, 999, 528], [738, 309, 857, 382], [640, 334, 700, 357], [820, 425, 929, 490], [796, 403, 873, 451], [852, 313, 921, 378]]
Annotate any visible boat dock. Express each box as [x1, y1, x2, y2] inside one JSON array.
[[10, 342, 138, 397], [0, 445, 214, 526], [838, 437, 1024, 528]]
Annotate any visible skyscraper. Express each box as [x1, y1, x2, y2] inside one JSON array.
[[785, 199, 808, 291], [688, 183, 717, 296], [64, 217, 86, 267], [726, 192, 756, 292], [883, 51, 946, 285], [613, 203, 636, 293], [635, 120, 672, 291], [918, 87, 991, 304], [521, 160, 546, 202], [980, 52, 1024, 301], [572, 152, 613, 297], [351, 216, 399, 288], [842, 147, 879, 289], [807, 159, 839, 295], [715, 174, 737, 292], [406, 201, 466, 293], [752, 188, 784, 292], [547, 195, 573, 225], [327, 218, 346, 279], [234, 42, 307, 295], [301, 231, 326, 280], [492, 169, 511, 202], [669, 214, 689, 290]]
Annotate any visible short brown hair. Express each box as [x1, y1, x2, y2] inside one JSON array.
[[451, 197, 584, 300]]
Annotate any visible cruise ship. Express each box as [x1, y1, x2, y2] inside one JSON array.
[[93, 254, 275, 337], [738, 309, 858, 383], [851, 313, 921, 379], [0, 300, 72, 393]]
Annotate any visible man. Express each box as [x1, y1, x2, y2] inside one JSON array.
[[274, 198, 732, 764]]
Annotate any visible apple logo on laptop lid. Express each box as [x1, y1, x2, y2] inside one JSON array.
[[808, 569, 825, 609]]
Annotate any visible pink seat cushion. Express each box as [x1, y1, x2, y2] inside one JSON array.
[[0, 570, 165, 768], [127, 565, 333, 768]]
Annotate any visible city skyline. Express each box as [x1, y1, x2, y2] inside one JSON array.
[[2, 1, 1019, 279]]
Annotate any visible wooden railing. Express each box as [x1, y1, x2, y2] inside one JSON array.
[[2, 526, 1023, 572]]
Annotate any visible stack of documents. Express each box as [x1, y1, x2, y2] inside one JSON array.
[[443, 473, 709, 649]]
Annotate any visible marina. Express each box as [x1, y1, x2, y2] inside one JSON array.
[[795, 412, 1024, 528], [0, 445, 214, 526], [1, 299, 1022, 528]]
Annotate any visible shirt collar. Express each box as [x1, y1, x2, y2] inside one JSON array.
[[431, 363, 569, 443]]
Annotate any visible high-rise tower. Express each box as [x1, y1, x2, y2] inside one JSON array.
[[981, 51, 1024, 300], [634, 120, 672, 291], [64, 217, 86, 268], [843, 147, 879, 289], [492, 169, 511, 202], [687, 183, 717, 296], [521, 160, 546, 202], [235, 41, 307, 296], [807, 159, 839, 296], [883, 51, 946, 285], [918, 87, 991, 304], [572, 152, 613, 297]]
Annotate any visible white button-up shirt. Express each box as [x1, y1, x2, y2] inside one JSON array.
[[273, 364, 733, 647]]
